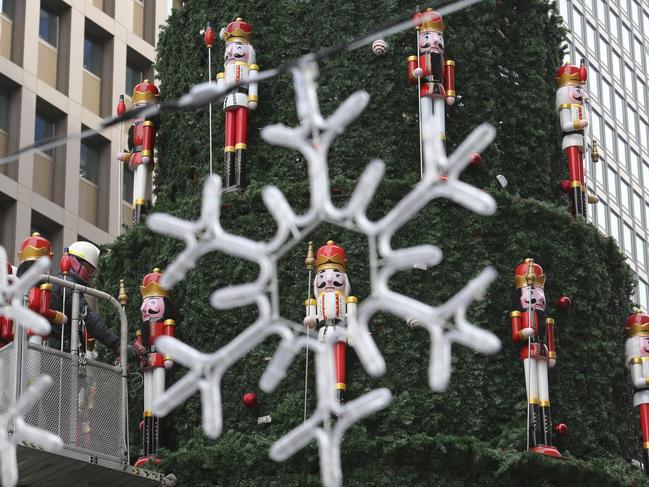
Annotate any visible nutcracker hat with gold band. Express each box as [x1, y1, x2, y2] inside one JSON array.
[[140, 268, 170, 299], [413, 9, 444, 32], [625, 309, 649, 337], [18, 233, 53, 263], [554, 63, 586, 88], [513, 258, 546, 289], [221, 18, 253, 44], [132, 80, 160, 105], [315, 240, 348, 273]]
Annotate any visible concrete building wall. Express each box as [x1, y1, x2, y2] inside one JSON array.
[[0, 0, 171, 268]]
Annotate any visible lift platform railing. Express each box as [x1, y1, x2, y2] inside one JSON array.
[[1, 274, 130, 468]]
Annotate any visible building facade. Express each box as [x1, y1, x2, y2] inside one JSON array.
[[0, 0, 176, 267], [558, 0, 649, 307]]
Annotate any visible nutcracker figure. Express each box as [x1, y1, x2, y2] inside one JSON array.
[[134, 268, 175, 468], [407, 9, 455, 156], [556, 60, 599, 218], [117, 80, 160, 224], [216, 17, 259, 189], [0, 263, 14, 347], [17, 233, 67, 346], [303, 241, 358, 405], [510, 258, 561, 457], [624, 309, 649, 474]]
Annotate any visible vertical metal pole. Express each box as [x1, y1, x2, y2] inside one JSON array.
[[69, 290, 80, 445], [118, 279, 130, 464], [208, 46, 214, 176]]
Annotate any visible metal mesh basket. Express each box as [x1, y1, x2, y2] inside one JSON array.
[[20, 344, 124, 461]]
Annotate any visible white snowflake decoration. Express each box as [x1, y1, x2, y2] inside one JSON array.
[[147, 60, 501, 487], [0, 248, 64, 487]]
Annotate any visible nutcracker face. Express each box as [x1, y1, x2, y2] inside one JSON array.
[[419, 31, 444, 55], [224, 42, 252, 64], [314, 269, 349, 296], [569, 86, 584, 104], [140, 296, 166, 322], [519, 285, 546, 311]]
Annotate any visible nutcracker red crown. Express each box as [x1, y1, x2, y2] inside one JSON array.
[[413, 8, 444, 32], [513, 258, 546, 289], [140, 268, 169, 299], [315, 240, 348, 273], [18, 232, 53, 263], [625, 309, 649, 337], [554, 63, 586, 88], [222, 17, 253, 44], [132, 80, 160, 105]]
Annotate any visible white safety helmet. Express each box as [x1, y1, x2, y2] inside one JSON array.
[[68, 241, 100, 270]]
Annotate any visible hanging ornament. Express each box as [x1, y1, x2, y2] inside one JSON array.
[[510, 258, 562, 457], [242, 392, 258, 408], [217, 17, 259, 189], [371, 38, 388, 55], [554, 295, 572, 310]]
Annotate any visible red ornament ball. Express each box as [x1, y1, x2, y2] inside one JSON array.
[[553, 423, 568, 436], [242, 392, 257, 408], [555, 296, 572, 310]]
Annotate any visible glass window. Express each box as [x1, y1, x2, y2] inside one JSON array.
[[634, 37, 644, 68], [559, 0, 568, 17], [0, 92, 7, 132], [611, 50, 622, 80], [605, 124, 615, 153], [641, 117, 648, 149], [634, 191, 644, 223], [615, 91, 624, 124], [627, 105, 638, 140], [609, 10, 619, 40], [591, 108, 602, 140], [599, 36, 609, 68], [125, 62, 143, 94], [1, 0, 14, 19], [602, 79, 612, 111], [83, 35, 103, 77], [644, 162, 649, 187], [624, 223, 634, 257], [597, 0, 607, 20], [623, 24, 632, 52], [610, 210, 621, 242], [644, 10, 649, 38], [638, 78, 646, 110], [608, 165, 618, 200], [35, 113, 55, 157], [590, 67, 600, 100], [637, 235, 646, 268], [80, 141, 99, 184], [620, 177, 631, 212], [595, 153, 605, 186], [631, 149, 640, 181], [585, 0, 594, 12], [597, 200, 608, 233], [632, 1, 641, 26], [39, 7, 59, 48], [573, 8, 583, 37], [624, 64, 634, 94], [586, 22, 597, 52], [618, 135, 628, 169], [122, 165, 133, 202], [639, 279, 648, 309]]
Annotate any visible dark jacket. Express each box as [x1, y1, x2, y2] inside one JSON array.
[[50, 272, 121, 353]]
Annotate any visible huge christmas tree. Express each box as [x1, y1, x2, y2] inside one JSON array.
[[98, 0, 647, 484]]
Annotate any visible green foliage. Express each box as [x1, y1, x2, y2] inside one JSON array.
[[95, 0, 648, 484]]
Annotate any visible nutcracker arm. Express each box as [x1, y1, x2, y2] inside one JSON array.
[[216, 72, 225, 91], [141, 120, 156, 164], [444, 59, 456, 99], [117, 150, 131, 163], [163, 318, 175, 337], [304, 298, 317, 328], [510, 310, 526, 342], [406, 55, 419, 85], [38, 284, 66, 326], [346, 296, 358, 348], [630, 361, 649, 389], [559, 106, 575, 132], [248, 64, 259, 109]]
